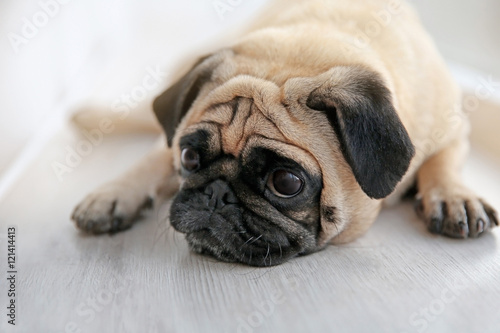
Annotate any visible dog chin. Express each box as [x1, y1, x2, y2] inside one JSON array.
[[170, 204, 307, 266], [185, 231, 241, 264], [184, 230, 303, 267]]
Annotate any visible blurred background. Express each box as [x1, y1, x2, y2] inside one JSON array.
[[0, 0, 499, 200]]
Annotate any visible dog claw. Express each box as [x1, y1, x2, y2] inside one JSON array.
[[456, 221, 468, 238], [428, 217, 444, 234], [476, 219, 485, 235], [111, 217, 123, 232], [416, 188, 498, 239]]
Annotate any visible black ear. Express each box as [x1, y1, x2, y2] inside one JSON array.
[[153, 54, 221, 146], [306, 66, 415, 199]]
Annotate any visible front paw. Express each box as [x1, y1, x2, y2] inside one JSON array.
[[416, 187, 498, 238], [71, 183, 153, 234]]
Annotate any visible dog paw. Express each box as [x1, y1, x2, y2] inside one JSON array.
[[71, 183, 153, 234], [416, 187, 498, 238]]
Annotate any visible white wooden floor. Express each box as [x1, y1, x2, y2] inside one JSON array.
[[0, 121, 499, 333]]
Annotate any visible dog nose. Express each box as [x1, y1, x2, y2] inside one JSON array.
[[204, 180, 238, 209]]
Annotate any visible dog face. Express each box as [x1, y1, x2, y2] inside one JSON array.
[[153, 50, 415, 266]]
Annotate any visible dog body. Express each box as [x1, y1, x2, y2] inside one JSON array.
[[72, 0, 498, 266]]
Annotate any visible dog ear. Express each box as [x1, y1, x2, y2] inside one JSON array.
[[306, 66, 415, 199], [153, 53, 223, 146]]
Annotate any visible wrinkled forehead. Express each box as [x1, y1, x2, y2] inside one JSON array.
[[174, 76, 321, 174]]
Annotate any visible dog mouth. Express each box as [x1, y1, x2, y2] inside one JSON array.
[[184, 229, 297, 267], [171, 205, 305, 267]]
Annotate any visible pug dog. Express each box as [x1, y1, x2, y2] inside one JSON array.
[[71, 0, 498, 266]]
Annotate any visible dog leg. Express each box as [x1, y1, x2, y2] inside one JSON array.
[[71, 140, 178, 233], [71, 98, 162, 135], [416, 138, 498, 238]]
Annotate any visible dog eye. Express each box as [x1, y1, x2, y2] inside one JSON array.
[[181, 148, 200, 172], [268, 170, 303, 197]]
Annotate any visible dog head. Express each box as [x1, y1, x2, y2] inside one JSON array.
[[153, 50, 414, 266]]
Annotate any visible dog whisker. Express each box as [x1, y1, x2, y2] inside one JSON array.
[[242, 236, 254, 247], [263, 243, 270, 266], [248, 234, 262, 245]]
